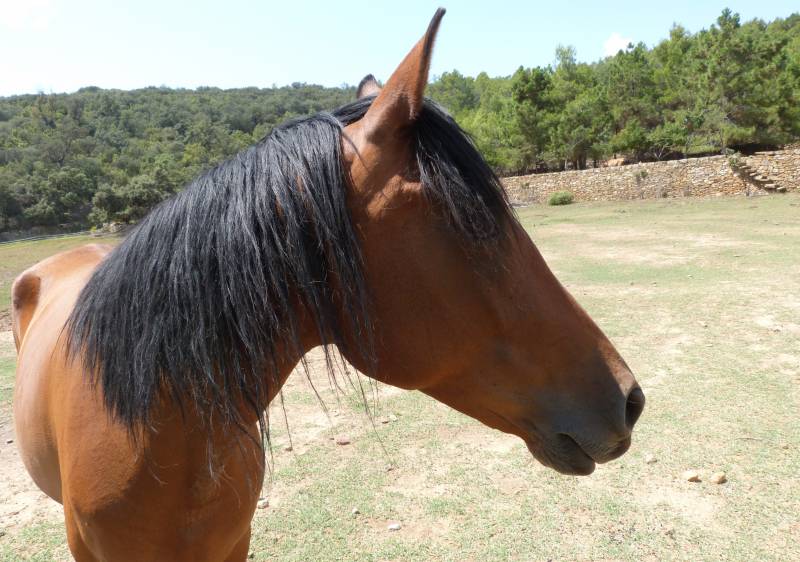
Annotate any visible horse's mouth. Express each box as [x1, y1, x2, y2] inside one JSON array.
[[524, 434, 598, 476], [524, 430, 634, 475], [486, 408, 630, 476]]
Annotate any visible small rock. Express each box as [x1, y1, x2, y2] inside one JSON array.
[[5, 439, 12, 444], [283, 445, 293, 452], [704, 343, 714, 348], [698, 321, 708, 328], [387, 522, 402, 531], [248, 553, 255, 560], [645, 454, 657, 464], [388, 414, 398, 422], [683, 470, 701, 482], [257, 498, 269, 509], [781, 443, 790, 450], [709, 472, 727, 484], [335, 435, 351, 445], [351, 507, 360, 515]]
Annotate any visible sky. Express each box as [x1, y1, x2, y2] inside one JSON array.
[[1, 0, 798, 96]]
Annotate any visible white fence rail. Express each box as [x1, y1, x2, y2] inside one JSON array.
[[0, 230, 95, 247]]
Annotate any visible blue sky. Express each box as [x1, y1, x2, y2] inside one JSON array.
[[1, 0, 797, 96]]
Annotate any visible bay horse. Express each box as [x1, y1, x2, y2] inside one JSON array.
[[11, 9, 644, 561]]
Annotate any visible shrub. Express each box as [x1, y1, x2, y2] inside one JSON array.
[[548, 191, 574, 206]]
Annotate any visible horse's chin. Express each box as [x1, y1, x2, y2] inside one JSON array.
[[524, 436, 597, 476]]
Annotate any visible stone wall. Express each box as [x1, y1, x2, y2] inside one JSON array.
[[502, 148, 800, 205]]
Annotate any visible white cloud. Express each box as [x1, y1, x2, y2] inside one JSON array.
[[603, 32, 633, 57], [1, 0, 55, 31]]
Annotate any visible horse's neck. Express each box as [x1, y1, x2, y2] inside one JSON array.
[[256, 299, 323, 412], [141, 340, 308, 472]]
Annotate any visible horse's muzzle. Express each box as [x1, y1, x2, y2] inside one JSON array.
[[524, 385, 645, 476]]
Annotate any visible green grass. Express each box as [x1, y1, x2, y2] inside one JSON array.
[[0, 356, 14, 406], [1, 194, 799, 561], [0, 522, 72, 562]]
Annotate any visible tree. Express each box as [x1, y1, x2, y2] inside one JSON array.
[[601, 42, 658, 156], [428, 70, 478, 114], [512, 66, 554, 167]]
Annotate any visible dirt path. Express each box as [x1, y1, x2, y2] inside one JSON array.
[[0, 311, 11, 332], [0, 331, 63, 531], [0, 415, 63, 532]]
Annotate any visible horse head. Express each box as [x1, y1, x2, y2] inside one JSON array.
[[339, 9, 644, 475]]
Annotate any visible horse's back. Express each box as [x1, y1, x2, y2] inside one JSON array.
[[12, 243, 113, 503]]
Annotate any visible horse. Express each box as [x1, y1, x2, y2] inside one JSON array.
[[11, 9, 644, 561]]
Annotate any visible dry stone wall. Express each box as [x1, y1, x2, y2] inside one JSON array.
[[502, 148, 800, 205]]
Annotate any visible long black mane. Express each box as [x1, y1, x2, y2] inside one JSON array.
[[66, 96, 511, 437]]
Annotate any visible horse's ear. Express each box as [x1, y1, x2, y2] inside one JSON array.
[[360, 8, 445, 139], [357, 74, 381, 98]]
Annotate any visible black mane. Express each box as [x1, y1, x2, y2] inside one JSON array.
[[66, 96, 511, 437]]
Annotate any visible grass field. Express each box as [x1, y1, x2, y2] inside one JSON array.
[[0, 195, 798, 561]]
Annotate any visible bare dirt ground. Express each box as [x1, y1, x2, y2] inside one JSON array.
[[0, 334, 65, 533], [0, 386, 63, 533]]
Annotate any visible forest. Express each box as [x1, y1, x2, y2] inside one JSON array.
[[1, 9, 798, 233]]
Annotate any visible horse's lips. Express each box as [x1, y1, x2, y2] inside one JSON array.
[[486, 408, 599, 475], [523, 435, 597, 476]]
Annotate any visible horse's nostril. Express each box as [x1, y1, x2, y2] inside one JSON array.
[[625, 386, 645, 429]]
